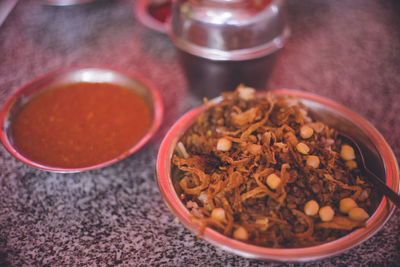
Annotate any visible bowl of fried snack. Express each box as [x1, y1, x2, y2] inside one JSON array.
[[156, 85, 399, 261]]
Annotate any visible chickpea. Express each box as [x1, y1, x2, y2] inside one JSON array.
[[349, 207, 369, 221], [248, 144, 262, 155], [233, 226, 249, 241], [319, 206, 335, 222], [300, 125, 314, 139], [296, 142, 310, 155], [255, 217, 269, 231], [255, 217, 269, 226], [308, 122, 325, 133], [340, 144, 356, 161], [304, 200, 319, 216], [339, 198, 358, 214], [306, 155, 320, 168], [345, 160, 358, 170], [238, 86, 256, 101], [211, 208, 226, 222], [217, 138, 232, 151], [266, 173, 281, 190]]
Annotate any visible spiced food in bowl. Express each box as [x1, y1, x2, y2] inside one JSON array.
[[156, 86, 398, 261]]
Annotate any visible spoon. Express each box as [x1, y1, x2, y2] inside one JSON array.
[[339, 133, 400, 208]]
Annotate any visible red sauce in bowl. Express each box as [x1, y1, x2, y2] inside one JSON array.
[[148, 1, 171, 23], [12, 82, 151, 168]]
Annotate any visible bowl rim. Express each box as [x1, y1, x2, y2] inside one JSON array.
[[135, 0, 170, 34], [156, 89, 399, 261], [0, 66, 164, 173]]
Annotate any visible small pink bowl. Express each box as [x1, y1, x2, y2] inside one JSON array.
[[0, 67, 163, 173], [156, 89, 399, 261], [135, 0, 171, 34]]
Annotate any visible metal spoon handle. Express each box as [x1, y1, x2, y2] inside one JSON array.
[[364, 168, 400, 207], [339, 133, 400, 208]]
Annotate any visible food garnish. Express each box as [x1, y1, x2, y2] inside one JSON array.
[[172, 85, 373, 248]]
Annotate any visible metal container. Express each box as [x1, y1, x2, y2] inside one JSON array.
[[156, 89, 399, 261], [168, 0, 290, 98], [0, 67, 163, 173]]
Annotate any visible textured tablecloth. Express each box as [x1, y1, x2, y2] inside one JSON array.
[[0, 0, 399, 265]]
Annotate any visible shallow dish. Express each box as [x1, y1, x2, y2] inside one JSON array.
[[156, 89, 398, 261], [134, 0, 171, 33], [0, 67, 163, 173]]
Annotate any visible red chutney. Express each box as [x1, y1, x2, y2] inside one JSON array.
[[12, 82, 152, 168], [148, 1, 171, 23]]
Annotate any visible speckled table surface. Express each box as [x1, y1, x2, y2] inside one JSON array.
[[0, 0, 399, 266]]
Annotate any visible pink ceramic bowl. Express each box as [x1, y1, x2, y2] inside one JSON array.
[[156, 89, 399, 261], [0, 67, 163, 173]]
